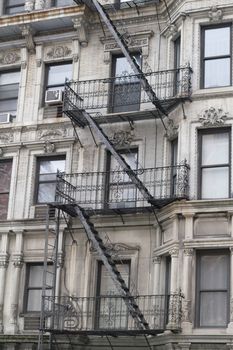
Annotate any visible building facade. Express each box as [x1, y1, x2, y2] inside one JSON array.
[[0, 0, 233, 349]]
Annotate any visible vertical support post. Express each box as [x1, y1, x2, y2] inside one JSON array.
[[227, 247, 233, 333], [182, 248, 194, 332], [152, 256, 161, 295], [167, 247, 180, 330]]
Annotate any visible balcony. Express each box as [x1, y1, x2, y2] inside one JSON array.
[[54, 163, 189, 213], [63, 66, 192, 124], [43, 294, 182, 335]]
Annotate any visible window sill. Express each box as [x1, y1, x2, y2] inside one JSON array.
[[193, 86, 233, 100]]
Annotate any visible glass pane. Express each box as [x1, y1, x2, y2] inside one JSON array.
[[200, 254, 228, 290], [0, 194, 9, 220], [99, 263, 130, 295], [56, 0, 73, 5], [0, 99, 17, 114], [47, 64, 72, 86], [38, 183, 57, 203], [202, 133, 229, 166], [204, 27, 230, 57], [110, 151, 138, 172], [39, 159, 65, 175], [115, 55, 141, 77], [200, 292, 228, 327], [0, 84, 19, 100], [27, 290, 42, 312], [28, 265, 53, 287], [0, 72, 20, 85], [0, 161, 12, 192], [202, 167, 229, 199], [204, 58, 230, 88]]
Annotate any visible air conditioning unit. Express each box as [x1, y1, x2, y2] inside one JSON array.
[[0, 113, 11, 124], [45, 89, 63, 105]]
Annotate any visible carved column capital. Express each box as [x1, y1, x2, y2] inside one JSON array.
[[153, 256, 162, 264], [169, 248, 179, 258], [183, 248, 194, 257], [12, 254, 24, 268], [0, 253, 9, 268]]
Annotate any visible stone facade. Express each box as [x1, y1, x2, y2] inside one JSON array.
[[0, 0, 233, 349]]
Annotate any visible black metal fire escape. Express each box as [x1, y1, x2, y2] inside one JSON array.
[[38, 1, 185, 349]]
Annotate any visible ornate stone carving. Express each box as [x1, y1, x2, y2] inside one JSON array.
[[208, 6, 223, 22], [0, 253, 9, 268], [110, 129, 135, 147], [25, 0, 34, 11], [0, 51, 21, 65], [167, 24, 178, 38], [20, 25, 35, 53], [90, 241, 139, 258], [37, 128, 67, 140], [199, 107, 228, 126], [169, 248, 179, 257], [165, 119, 178, 140], [44, 141, 55, 153], [35, 0, 45, 10], [47, 46, 72, 60], [12, 254, 23, 268], [183, 249, 194, 257], [73, 17, 89, 47], [182, 299, 191, 322], [153, 256, 162, 264], [0, 133, 14, 144]]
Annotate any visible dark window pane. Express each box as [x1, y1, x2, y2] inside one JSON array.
[[0, 99, 18, 114], [204, 58, 230, 88], [200, 292, 228, 327], [200, 254, 228, 290], [205, 27, 230, 57], [27, 289, 42, 312], [0, 161, 12, 192], [38, 183, 57, 203], [7, 0, 25, 5], [0, 194, 9, 220], [202, 133, 229, 166]]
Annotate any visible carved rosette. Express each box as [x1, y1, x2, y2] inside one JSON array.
[[0, 51, 21, 65], [110, 129, 135, 147], [208, 6, 223, 22], [12, 254, 24, 268], [44, 141, 55, 154], [46, 46, 72, 60], [199, 107, 228, 126]]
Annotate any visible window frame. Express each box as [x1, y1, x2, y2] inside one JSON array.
[[34, 155, 66, 205], [201, 23, 232, 89], [105, 148, 138, 209], [3, 0, 25, 15], [198, 127, 231, 199], [0, 69, 20, 115], [0, 159, 12, 220], [195, 249, 230, 328], [24, 263, 52, 314]]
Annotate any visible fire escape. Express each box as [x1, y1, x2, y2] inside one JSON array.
[[38, 0, 191, 349]]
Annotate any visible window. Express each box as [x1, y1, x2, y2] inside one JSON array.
[[201, 25, 231, 88], [4, 0, 25, 14], [51, 0, 74, 6], [171, 138, 178, 196], [199, 129, 230, 199], [35, 156, 65, 204], [25, 264, 53, 312], [110, 54, 141, 113], [165, 256, 171, 324], [0, 70, 20, 115], [0, 160, 12, 220], [96, 260, 130, 329], [106, 149, 138, 208], [174, 35, 181, 95], [45, 62, 72, 94], [196, 250, 229, 327]]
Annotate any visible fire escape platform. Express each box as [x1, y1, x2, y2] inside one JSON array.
[[44, 328, 164, 336]]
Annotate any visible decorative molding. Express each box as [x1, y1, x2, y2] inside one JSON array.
[[20, 25, 35, 54], [46, 45, 72, 60], [0, 133, 14, 144], [12, 254, 24, 268], [199, 107, 228, 126], [73, 17, 89, 47], [167, 24, 178, 38], [25, 0, 34, 12], [44, 141, 55, 154], [36, 59, 42, 67], [90, 241, 140, 258], [182, 299, 192, 323], [21, 60, 27, 69], [208, 6, 223, 22], [110, 129, 135, 147], [37, 128, 67, 140], [165, 119, 178, 140], [0, 51, 21, 66], [73, 54, 79, 63]]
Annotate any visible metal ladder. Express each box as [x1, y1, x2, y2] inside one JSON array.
[[38, 206, 61, 350]]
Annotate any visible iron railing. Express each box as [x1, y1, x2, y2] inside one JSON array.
[[63, 65, 192, 114], [42, 294, 182, 333], [55, 163, 189, 209]]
